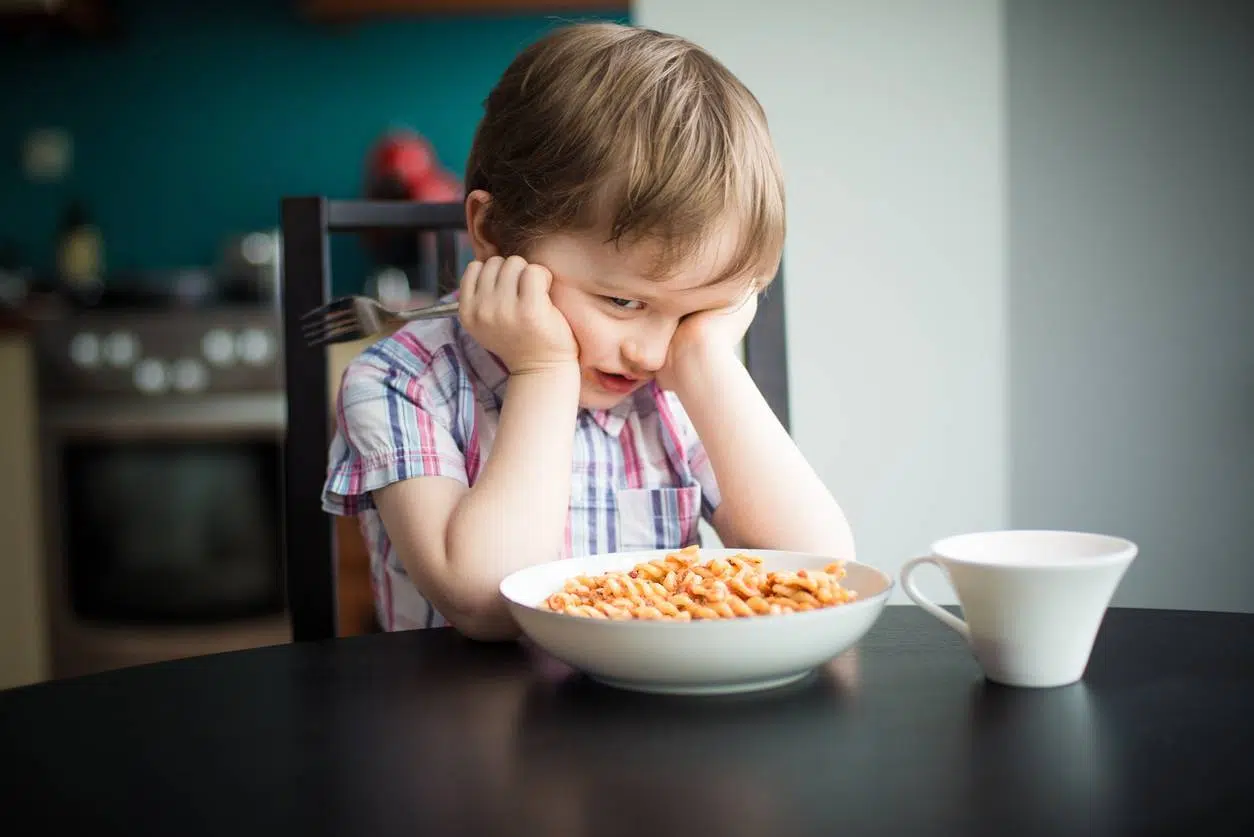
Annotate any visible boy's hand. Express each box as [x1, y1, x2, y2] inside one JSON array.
[[655, 291, 759, 391], [459, 255, 579, 375]]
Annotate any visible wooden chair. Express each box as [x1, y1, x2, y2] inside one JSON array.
[[278, 196, 791, 642]]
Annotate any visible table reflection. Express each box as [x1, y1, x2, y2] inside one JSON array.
[[964, 679, 1119, 833], [505, 648, 863, 836]]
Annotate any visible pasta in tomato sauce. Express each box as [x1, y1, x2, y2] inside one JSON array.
[[541, 545, 858, 621]]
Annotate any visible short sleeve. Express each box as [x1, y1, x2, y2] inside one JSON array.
[[658, 390, 722, 522], [322, 344, 470, 517]]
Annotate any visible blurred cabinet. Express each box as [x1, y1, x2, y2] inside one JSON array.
[[0, 335, 48, 689], [301, 0, 627, 22], [0, 0, 115, 38]]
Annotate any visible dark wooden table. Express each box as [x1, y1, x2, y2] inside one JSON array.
[[2, 606, 1251, 836]]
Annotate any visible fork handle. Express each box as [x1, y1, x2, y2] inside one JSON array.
[[396, 299, 461, 321]]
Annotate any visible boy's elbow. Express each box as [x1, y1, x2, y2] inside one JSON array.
[[437, 543, 520, 641], [445, 593, 521, 643], [455, 619, 521, 643]]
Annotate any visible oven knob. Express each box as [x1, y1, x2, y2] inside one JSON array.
[[202, 328, 236, 366], [236, 328, 275, 365], [69, 332, 101, 368], [172, 358, 209, 393], [104, 331, 139, 367], [133, 358, 169, 394]]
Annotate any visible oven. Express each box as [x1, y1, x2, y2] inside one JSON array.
[[35, 306, 291, 679]]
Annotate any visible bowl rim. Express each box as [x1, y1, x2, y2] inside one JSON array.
[[499, 548, 895, 629]]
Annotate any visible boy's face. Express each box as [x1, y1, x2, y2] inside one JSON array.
[[527, 219, 753, 410]]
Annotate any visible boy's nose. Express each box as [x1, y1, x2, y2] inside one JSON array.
[[622, 333, 669, 375]]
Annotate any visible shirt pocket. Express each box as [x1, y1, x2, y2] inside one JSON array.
[[615, 485, 703, 553]]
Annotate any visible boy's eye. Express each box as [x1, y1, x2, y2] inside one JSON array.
[[604, 296, 645, 311]]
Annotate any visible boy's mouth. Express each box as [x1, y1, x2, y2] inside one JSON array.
[[592, 369, 643, 395]]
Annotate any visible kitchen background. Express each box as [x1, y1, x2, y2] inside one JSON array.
[[0, 0, 627, 690], [0, 0, 625, 295], [2, 0, 1252, 692]]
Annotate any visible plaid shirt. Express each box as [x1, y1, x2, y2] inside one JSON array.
[[323, 317, 721, 631]]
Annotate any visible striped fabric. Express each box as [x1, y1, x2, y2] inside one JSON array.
[[323, 316, 721, 631]]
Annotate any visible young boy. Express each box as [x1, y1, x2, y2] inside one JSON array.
[[323, 22, 855, 640]]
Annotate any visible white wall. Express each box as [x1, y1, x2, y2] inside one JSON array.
[[637, 0, 1008, 603], [639, 1, 1254, 613], [1006, 0, 1254, 612]]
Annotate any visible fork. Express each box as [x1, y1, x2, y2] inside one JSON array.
[[301, 296, 459, 347]]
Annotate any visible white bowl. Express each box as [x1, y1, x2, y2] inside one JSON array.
[[500, 548, 894, 695]]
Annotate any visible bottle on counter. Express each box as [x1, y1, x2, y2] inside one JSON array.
[[56, 200, 104, 302]]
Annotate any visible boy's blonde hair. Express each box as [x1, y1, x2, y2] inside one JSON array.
[[466, 22, 785, 286]]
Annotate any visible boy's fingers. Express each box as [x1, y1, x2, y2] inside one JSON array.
[[497, 255, 528, 299], [476, 256, 504, 295], [518, 264, 553, 302], [459, 260, 483, 304]]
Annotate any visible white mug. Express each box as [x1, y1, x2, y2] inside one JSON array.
[[900, 530, 1138, 688]]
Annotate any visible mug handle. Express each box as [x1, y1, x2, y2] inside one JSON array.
[[900, 557, 970, 642]]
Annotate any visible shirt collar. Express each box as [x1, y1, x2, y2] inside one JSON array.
[[586, 398, 635, 437]]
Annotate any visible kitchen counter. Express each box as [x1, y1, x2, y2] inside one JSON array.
[[0, 311, 31, 333], [0, 295, 74, 335]]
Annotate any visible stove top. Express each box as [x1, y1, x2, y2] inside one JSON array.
[[33, 304, 281, 400]]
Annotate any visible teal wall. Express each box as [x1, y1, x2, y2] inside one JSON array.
[[0, 1, 626, 294]]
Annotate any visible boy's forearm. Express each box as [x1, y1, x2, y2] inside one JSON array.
[[445, 364, 580, 604], [671, 347, 855, 559]]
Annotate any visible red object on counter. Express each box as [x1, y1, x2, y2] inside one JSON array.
[[366, 130, 462, 202]]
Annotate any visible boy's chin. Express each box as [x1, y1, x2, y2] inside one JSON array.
[[577, 385, 636, 412]]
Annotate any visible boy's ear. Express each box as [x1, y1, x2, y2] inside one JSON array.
[[464, 190, 501, 260]]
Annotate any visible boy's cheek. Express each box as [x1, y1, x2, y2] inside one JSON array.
[[555, 308, 605, 361]]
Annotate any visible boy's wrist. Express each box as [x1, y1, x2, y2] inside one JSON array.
[[504, 360, 582, 396], [666, 340, 741, 397]]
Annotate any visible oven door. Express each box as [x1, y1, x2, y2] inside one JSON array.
[[44, 394, 285, 624]]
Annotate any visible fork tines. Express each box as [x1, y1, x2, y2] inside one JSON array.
[[301, 297, 364, 347]]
